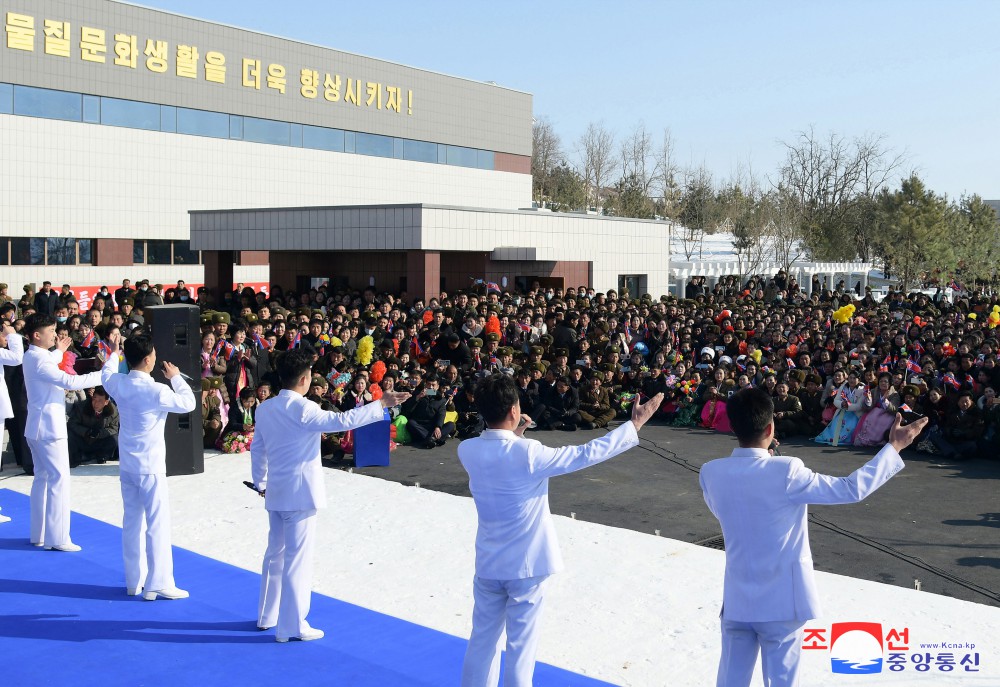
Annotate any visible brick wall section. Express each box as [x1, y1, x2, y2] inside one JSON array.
[[93, 239, 134, 266], [239, 251, 269, 266], [494, 152, 531, 175]]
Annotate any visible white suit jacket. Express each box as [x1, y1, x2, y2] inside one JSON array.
[[250, 390, 385, 512], [699, 444, 903, 622], [24, 345, 103, 441], [0, 332, 24, 421], [458, 421, 639, 580], [100, 353, 197, 475]]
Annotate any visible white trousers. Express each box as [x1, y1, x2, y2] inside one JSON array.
[[461, 574, 550, 687], [120, 472, 174, 592], [27, 437, 71, 547], [257, 509, 318, 638], [717, 618, 805, 687]]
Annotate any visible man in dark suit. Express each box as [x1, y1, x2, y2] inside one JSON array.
[[538, 376, 580, 431], [113, 279, 135, 310], [400, 374, 454, 449], [33, 281, 59, 316]]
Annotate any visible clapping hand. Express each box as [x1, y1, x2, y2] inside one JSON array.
[[55, 332, 73, 352]]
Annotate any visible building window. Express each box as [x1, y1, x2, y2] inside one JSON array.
[[446, 145, 479, 168], [0, 239, 8, 265], [13, 85, 82, 122], [82, 95, 100, 124], [177, 107, 229, 139], [243, 116, 289, 145], [404, 139, 437, 164], [618, 275, 647, 298], [11, 238, 45, 265], [1, 82, 508, 173], [78, 239, 93, 265], [0, 83, 11, 115], [173, 240, 200, 265], [147, 240, 172, 265], [356, 132, 394, 158], [160, 105, 177, 132], [133, 240, 145, 264], [303, 125, 344, 152], [47, 238, 77, 265], [102, 97, 160, 131]]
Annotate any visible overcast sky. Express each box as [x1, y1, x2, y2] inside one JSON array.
[[133, 0, 1000, 200]]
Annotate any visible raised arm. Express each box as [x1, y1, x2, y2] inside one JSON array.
[[787, 414, 927, 504], [527, 392, 662, 479]]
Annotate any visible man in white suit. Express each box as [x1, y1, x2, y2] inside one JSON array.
[[23, 313, 103, 551], [101, 332, 196, 600], [699, 387, 928, 687], [458, 373, 663, 687], [250, 348, 411, 642], [0, 304, 24, 523]]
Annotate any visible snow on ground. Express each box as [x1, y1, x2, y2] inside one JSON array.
[[3, 454, 997, 686]]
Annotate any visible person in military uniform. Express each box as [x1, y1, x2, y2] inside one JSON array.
[[577, 372, 615, 429], [773, 380, 808, 439], [548, 348, 570, 379], [465, 338, 486, 373], [212, 311, 231, 341], [482, 332, 501, 360], [201, 378, 224, 449]]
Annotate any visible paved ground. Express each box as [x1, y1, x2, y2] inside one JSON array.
[[347, 422, 1000, 609]]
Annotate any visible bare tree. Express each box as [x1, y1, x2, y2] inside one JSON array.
[[779, 127, 904, 261], [532, 117, 562, 206], [577, 122, 617, 212], [720, 165, 772, 279], [654, 127, 682, 220], [620, 123, 656, 197], [763, 187, 806, 273], [676, 165, 715, 260]]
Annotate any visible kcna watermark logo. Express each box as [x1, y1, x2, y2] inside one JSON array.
[[802, 622, 981, 675]]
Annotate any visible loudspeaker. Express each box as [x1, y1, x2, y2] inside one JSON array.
[[145, 304, 204, 476]]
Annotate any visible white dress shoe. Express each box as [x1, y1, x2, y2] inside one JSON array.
[[276, 627, 324, 643], [0, 513, 11, 524], [31, 541, 44, 547], [127, 586, 142, 596], [142, 586, 189, 601], [46, 543, 82, 552]]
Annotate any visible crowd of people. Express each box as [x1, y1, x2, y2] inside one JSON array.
[[3, 268, 1000, 473]]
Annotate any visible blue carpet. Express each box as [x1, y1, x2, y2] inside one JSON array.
[[0, 489, 618, 687]]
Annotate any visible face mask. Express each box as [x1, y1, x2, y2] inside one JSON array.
[[101, 290, 108, 296], [140, 286, 148, 291], [56, 316, 67, 323], [179, 296, 189, 301]]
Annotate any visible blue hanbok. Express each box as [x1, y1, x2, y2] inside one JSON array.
[[814, 383, 865, 446]]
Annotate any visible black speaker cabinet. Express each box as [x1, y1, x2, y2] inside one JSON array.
[[145, 304, 204, 476]]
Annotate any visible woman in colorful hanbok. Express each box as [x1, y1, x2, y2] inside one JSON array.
[[814, 369, 866, 446], [853, 372, 900, 446]]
